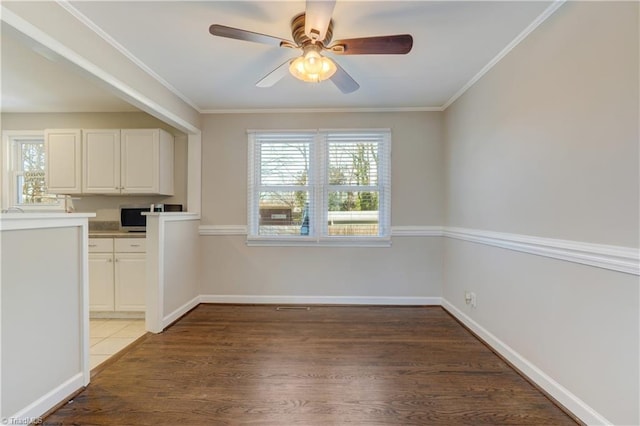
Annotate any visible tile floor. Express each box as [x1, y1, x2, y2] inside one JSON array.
[[90, 319, 146, 370]]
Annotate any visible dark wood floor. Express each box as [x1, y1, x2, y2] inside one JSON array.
[[45, 305, 578, 425]]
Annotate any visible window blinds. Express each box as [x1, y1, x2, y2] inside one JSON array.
[[248, 129, 391, 243]]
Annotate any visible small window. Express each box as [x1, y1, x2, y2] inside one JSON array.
[[2, 131, 63, 210], [248, 129, 391, 246]]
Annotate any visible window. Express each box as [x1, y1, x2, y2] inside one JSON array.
[[248, 129, 391, 246], [2, 131, 63, 210]]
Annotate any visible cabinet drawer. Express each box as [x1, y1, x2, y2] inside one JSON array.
[[115, 238, 146, 253], [88, 238, 114, 253]]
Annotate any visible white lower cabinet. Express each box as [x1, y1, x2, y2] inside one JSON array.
[[89, 253, 115, 311], [89, 237, 146, 312], [114, 253, 146, 311]]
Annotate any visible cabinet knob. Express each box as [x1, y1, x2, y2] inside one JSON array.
[[89, 244, 97, 247], [115, 258, 119, 262], [130, 244, 140, 247], [107, 258, 112, 263]]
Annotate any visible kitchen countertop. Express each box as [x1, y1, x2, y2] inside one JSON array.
[[89, 231, 146, 238]]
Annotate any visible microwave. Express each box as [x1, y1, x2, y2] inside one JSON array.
[[120, 204, 182, 232]]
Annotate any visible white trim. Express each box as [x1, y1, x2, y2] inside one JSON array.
[[391, 226, 444, 237], [145, 215, 164, 334], [441, 299, 612, 426], [7, 373, 85, 423], [1, 130, 66, 211], [202, 107, 444, 114], [199, 225, 247, 236], [198, 225, 639, 275], [442, 0, 566, 110], [80, 220, 91, 386], [187, 133, 202, 214], [23, 0, 561, 117], [199, 295, 441, 306], [142, 212, 200, 222], [0, 213, 95, 231], [0, 6, 200, 135], [444, 227, 640, 276], [199, 225, 444, 238], [161, 296, 200, 331], [246, 237, 392, 248]]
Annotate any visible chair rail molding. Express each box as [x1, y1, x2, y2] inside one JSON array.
[[198, 224, 639, 275], [199, 225, 444, 237], [444, 227, 639, 276]]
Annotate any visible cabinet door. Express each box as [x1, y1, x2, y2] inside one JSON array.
[[114, 253, 146, 312], [89, 253, 115, 311], [83, 129, 120, 194], [120, 129, 159, 194], [45, 129, 82, 194]]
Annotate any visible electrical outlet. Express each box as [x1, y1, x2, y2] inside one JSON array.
[[465, 291, 477, 307]]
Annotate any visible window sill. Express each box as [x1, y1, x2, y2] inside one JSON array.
[[246, 236, 391, 248]]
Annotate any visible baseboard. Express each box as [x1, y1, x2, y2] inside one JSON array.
[[441, 298, 611, 426], [7, 373, 84, 423], [90, 311, 144, 319], [199, 294, 441, 306], [161, 295, 200, 329]]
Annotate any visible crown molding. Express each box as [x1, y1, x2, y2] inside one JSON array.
[[1, 5, 200, 134], [56, 0, 202, 113], [55, 0, 566, 115], [441, 0, 566, 110], [200, 107, 444, 114]]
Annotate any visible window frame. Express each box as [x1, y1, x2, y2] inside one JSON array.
[[2, 130, 64, 211], [247, 129, 391, 247]]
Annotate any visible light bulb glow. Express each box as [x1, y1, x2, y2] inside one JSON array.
[[289, 46, 337, 83]]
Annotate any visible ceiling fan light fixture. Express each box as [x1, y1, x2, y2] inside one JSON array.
[[289, 45, 336, 83]]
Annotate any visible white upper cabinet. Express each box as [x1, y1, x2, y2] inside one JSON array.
[[50, 128, 175, 196], [45, 129, 82, 194], [83, 129, 121, 194], [120, 129, 174, 195]]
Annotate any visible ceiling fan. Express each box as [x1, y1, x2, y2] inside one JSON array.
[[209, 0, 413, 93]]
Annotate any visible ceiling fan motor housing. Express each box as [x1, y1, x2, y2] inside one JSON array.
[[291, 13, 333, 48]]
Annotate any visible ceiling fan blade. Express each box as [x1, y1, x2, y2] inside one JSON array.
[[329, 34, 413, 55], [256, 59, 294, 88], [330, 61, 359, 94], [209, 24, 295, 48], [305, 0, 336, 42]]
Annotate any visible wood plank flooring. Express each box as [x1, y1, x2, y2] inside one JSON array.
[[45, 305, 578, 425]]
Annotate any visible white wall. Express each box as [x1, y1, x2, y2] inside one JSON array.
[[145, 214, 201, 332], [200, 112, 444, 301], [1, 215, 91, 421], [444, 2, 639, 246], [443, 2, 639, 424], [162, 218, 200, 315]]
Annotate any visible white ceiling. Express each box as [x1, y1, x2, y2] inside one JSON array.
[[1, 25, 139, 113], [2, 1, 554, 113]]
